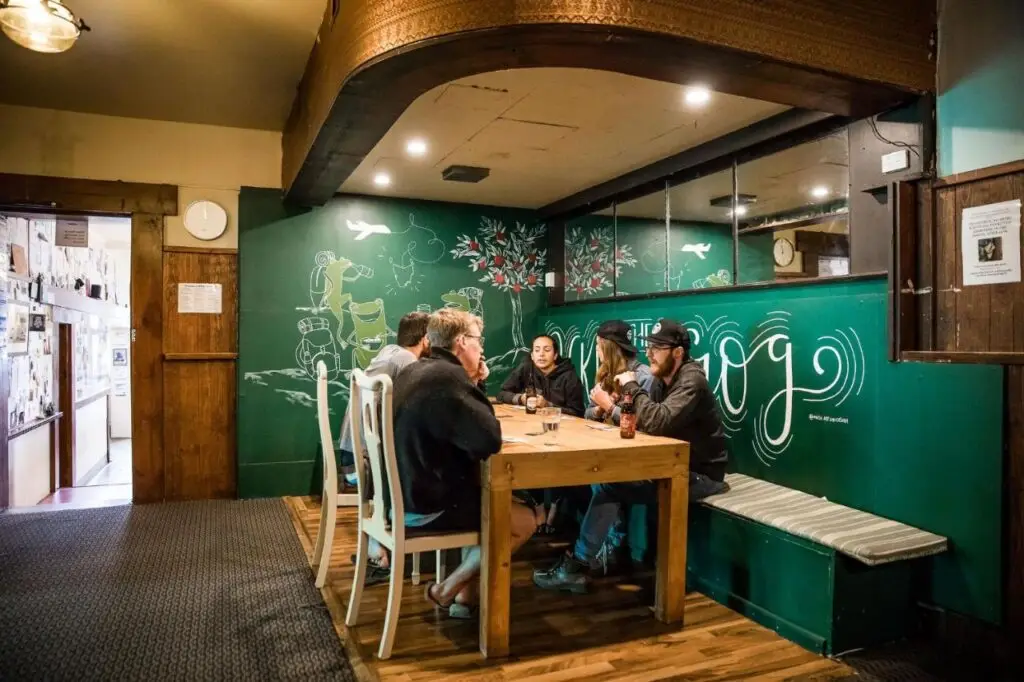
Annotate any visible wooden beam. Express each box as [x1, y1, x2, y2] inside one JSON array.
[[283, 0, 935, 206], [0, 173, 178, 216]]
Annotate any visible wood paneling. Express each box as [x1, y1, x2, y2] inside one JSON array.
[[163, 252, 238, 355], [903, 167, 1024, 359], [285, 498, 854, 680], [162, 250, 238, 501], [163, 361, 236, 500], [131, 213, 165, 504], [284, 0, 934, 204], [0, 173, 177, 216]]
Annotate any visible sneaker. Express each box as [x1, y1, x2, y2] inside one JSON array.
[[349, 553, 390, 586], [533, 552, 590, 594], [594, 542, 634, 578]]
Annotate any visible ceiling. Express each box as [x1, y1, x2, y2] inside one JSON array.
[[0, 0, 323, 130], [341, 68, 789, 210], [609, 131, 850, 223]]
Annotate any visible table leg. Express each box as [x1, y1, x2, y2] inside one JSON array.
[[480, 483, 512, 658], [655, 473, 688, 624]]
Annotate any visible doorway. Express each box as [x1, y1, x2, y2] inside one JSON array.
[[0, 211, 133, 511]]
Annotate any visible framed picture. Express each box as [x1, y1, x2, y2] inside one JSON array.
[[29, 313, 46, 332], [112, 348, 128, 366], [7, 305, 28, 356]]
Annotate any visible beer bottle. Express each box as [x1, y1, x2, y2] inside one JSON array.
[[524, 385, 538, 414], [619, 392, 636, 439]]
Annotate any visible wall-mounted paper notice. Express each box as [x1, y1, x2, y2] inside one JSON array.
[[56, 218, 89, 247], [962, 199, 1022, 287], [178, 283, 222, 314]]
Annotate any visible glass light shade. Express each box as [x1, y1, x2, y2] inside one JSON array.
[[0, 0, 83, 54]]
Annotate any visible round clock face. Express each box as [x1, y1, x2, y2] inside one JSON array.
[[183, 200, 228, 241], [773, 237, 795, 267]]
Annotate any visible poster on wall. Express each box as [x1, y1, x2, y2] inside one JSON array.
[[56, 217, 89, 248], [6, 304, 28, 355], [961, 199, 1021, 287], [178, 283, 222, 314]]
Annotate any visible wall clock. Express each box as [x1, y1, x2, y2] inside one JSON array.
[[773, 237, 795, 267], [183, 200, 228, 241]]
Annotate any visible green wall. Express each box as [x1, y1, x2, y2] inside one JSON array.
[[238, 189, 545, 497], [564, 215, 772, 300], [541, 277, 1003, 623]]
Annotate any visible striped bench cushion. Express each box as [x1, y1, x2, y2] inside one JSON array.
[[703, 474, 948, 566]]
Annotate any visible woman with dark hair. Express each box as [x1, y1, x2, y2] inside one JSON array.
[[586, 320, 653, 423]]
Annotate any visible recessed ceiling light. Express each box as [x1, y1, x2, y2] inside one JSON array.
[[373, 172, 391, 188], [684, 86, 712, 107], [811, 186, 829, 199], [406, 138, 428, 157]]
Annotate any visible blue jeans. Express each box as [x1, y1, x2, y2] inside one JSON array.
[[574, 473, 729, 565]]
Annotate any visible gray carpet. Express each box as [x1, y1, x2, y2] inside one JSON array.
[[0, 499, 356, 682]]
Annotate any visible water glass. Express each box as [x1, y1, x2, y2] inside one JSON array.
[[540, 407, 561, 445]]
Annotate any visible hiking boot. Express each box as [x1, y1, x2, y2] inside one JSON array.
[[533, 552, 590, 594]]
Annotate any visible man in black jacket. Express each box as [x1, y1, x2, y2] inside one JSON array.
[[534, 318, 730, 594], [393, 308, 540, 617], [496, 335, 585, 417]]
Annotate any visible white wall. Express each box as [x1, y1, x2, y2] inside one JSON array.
[[9, 427, 52, 507], [74, 398, 108, 485], [0, 104, 283, 248]]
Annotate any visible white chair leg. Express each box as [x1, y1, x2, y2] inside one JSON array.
[[345, 529, 370, 626], [436, 549, 446, 582], [314, 488, 337, 588], [311, 492, 328, 572], [378, 548, 405, 660], [412, 552, 421, 586]]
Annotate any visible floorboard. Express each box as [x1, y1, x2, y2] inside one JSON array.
[[285, 496, 854, 682]]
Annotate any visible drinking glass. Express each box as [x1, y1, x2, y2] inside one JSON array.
[[540, 407, 561, 445]]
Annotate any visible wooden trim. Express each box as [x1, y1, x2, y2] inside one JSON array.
[[75, 389, 110, 410], [932, 159, 1024, 189], [9, 412, 62, 441], [553, 272, 887, 308], [891, 181, 919, 360], [0, 173, 178, 216], [132, 213, 165, 504], [901, 351, 1024, 365], [57, 323, 75, 489], [163, 245, 239, 255], [285, 10, 926, 204], [164, 352, 239, 361]]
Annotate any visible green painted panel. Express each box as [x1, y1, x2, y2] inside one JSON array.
[[542, 277, 1003, 622], [688, 504, 835, 653], [238, 188, 545, 497]]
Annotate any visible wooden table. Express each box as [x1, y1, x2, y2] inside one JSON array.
[[479, 404, 691, 658]]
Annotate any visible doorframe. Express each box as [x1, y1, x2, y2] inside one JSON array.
[[0, 173, 177, 506]]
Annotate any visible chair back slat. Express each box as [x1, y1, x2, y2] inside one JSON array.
[[316, 362, 337, 492], [349, 369, 404, 535]]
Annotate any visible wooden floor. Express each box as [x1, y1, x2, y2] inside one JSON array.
[[285, 497, 854, 682]]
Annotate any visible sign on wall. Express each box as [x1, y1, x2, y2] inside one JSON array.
[[961, 199, 1021, 286]]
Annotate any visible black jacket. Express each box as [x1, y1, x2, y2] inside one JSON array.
[[496, 356, 586, 417], [392, 348, 501, 516], [621, 360, 729, 481]]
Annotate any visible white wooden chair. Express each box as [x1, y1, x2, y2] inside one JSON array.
[[345, 369, 480, 660], [311, 361, 341, 588]]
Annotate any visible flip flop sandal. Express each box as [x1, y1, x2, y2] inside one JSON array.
[[423, 581, 453, 610], [448, 602, 479, 620]]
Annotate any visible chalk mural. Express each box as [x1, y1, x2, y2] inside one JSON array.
[[564, 224, 637, 299], [451, 217, 546, 371], [545, 310, 865, 467], [379, 213, 448, 294]]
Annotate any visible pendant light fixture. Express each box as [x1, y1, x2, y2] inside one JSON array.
[[0, 0, 89, 54]]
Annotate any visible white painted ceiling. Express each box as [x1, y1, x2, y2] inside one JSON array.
[[342, 68, 789, 209], [0, 0, 323, 130]]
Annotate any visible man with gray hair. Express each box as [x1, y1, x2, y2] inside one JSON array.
[[392, 308, 540, 618]]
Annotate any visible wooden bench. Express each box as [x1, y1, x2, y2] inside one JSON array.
[[687, 473, 948, 655]]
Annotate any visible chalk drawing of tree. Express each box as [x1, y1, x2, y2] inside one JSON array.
[[451, 217, 546, 352], [565, 224, 637, 297]]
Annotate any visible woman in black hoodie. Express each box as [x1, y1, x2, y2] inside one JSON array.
[[496, 334, 585, 416], [497, 334, 586, 533]]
